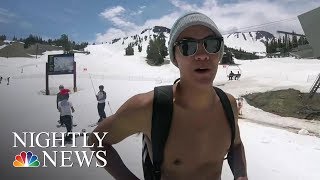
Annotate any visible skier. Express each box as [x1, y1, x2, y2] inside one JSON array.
[[96, 85, 107, 123]]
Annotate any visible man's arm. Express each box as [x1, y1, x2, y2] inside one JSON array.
[[227, 94, 248, 180], [88, 92, 152, 180]]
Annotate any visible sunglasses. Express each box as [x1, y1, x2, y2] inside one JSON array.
[[174, 36, 223, 56]]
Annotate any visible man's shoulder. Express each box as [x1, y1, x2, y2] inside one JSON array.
[[128, 90, 154, 109], [214, 87, 237, 109], [225, 92, 236, 103], [222, 92, 238, 119]]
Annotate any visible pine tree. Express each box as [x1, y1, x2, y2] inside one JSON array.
[[60, 34, 72, 53], [147, 39, 155, 60], [298, 36, 303, 45], [0, 35, 6, 41], [158, 32, 168, 58], [125, 44, 134, 55], [292, 34, 298, 48], [265, 41, 269, 53], [138, 45, 142, 52], [146, 33, 168, 65]]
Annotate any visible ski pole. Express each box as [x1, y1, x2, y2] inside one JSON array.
[[108, 101, 113, 115], [89, 73, 96, 95]]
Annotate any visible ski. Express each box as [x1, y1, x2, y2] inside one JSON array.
[[88, 123, 98, 127], [56, 124, 77, 128]]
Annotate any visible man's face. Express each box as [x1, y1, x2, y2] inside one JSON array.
[[174, 25, 221, 87]]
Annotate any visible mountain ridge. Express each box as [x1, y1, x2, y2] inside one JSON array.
[[106, 26, 275, 53]]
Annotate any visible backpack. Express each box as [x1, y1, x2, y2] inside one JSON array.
[[142, 84, 236, 180]]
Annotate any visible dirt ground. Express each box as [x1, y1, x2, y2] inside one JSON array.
[[244, 89, 320, 121]]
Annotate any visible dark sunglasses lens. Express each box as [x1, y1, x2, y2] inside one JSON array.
[[204, 38, 221, 53], [179, 41, 197, 56]]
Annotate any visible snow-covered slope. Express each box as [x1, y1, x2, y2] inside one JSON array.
[[224, 31, 274, 53], [1, 25, 319, 180]]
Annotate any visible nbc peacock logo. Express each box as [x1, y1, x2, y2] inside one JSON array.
[[13, 151, 40, 167]]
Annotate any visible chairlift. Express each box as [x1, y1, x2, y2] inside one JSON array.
[[226, 65, 242, 76], [226, 65, 242, 80]]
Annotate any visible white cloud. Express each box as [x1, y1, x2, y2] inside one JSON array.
[[100, 6, 136, 29], [100, 6, 125, 19], [167, 0, 314, 34], [95, 0, 318, 42], [170, 0, 198, 11], [96, 28, 128, 43], [131, 10, 143, 16], [95, 11, 182, 42], [143, 12, 181, 30], [0, 8, 16, 23]]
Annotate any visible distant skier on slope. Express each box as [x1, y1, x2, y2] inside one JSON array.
[[7, 76, 10, 85]]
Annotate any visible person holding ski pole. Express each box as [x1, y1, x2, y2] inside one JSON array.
[[96, 85, 107, 123]]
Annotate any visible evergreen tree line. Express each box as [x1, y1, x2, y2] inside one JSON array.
[[0, 34, 88, 52], [265, 35, 308, 54], [125, 32, 259, 65], [0, 35, 7, 41], [226, 46, 260, 60]]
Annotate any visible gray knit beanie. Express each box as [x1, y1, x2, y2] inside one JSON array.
[[168, 12, 224, 67]]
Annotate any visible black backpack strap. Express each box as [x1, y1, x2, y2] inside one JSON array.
[[173, 78, 180, 84], [142, 134, 154, 180], [151, 85, 173, 180], [213, 87, 236, 157]]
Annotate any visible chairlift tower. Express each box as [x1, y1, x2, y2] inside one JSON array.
[[309, 73, 320, 98]]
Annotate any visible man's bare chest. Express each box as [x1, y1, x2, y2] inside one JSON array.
[[161, 106, 231, 170]]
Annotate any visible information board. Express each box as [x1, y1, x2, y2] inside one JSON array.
[[48, 54, 74, 75]]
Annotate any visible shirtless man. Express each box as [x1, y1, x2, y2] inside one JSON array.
[[89, 12, 248, 180]]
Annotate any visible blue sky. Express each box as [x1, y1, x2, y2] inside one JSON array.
[[1, 0, 319, 43]]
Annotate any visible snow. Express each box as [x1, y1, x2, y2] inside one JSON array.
[[224, 32, 266, 53], [1, 42, 320, 180], [0, 44, 7, 50]]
